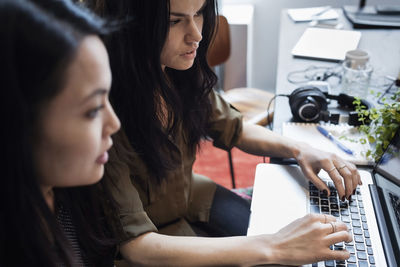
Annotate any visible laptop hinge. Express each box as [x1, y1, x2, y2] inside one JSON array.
[[369, 184, 398, 266]]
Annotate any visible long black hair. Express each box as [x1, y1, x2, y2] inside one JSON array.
[[88, 0, 218, 182], [0, 0, 116, 265]]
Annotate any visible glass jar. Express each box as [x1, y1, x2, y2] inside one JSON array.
[[341, 49, 373, 99]]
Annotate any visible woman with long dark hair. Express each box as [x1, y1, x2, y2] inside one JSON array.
[[88, 0, 359, 265], [0, 0, 120, 266]]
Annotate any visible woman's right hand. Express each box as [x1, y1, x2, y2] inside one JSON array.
[[120, 213, 352, 267], [266, 213, 352, 266]]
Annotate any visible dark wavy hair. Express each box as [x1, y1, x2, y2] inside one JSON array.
[[88, 0, 218, 181], [0, 0, 116, 266]]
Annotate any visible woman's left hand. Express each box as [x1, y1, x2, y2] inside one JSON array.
[[293, 142, 361, 201], [236, 124, 361, 200]]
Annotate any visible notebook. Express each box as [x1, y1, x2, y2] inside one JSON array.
[[291, 27, 361, 61], [282, 122, 374, 166], [247, 128, 400, 266]]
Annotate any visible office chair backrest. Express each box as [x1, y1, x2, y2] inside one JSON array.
[[207, 15, 231, 67], [205, 14, 274, 188]]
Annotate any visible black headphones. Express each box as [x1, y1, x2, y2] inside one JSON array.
[[289, 86, 371, 125]]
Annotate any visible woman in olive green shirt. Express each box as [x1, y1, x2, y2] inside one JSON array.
[[90, 0, 359, 265]]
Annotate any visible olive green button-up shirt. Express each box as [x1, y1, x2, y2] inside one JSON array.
[[104, 90, 243, 242]]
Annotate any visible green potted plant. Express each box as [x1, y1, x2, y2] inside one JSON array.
[[354, 86, 400, 162]]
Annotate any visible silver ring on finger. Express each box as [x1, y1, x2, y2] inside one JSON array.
[[337, 164, 347, 170], [329, 222, 336, 234], [328, 166, 336, 173]]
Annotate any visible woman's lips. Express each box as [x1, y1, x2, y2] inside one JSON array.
[[96, 151, 109, 164], [180, 49, 197, 59]]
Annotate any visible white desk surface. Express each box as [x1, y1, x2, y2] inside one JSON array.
[[273, 8, 400, 134]]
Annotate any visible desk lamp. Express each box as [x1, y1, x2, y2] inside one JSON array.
[[343, 0, 400, 28]]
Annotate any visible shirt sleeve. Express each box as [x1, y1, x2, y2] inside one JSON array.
[[207, 90, 243, 151], [104, 132, 158, 243]]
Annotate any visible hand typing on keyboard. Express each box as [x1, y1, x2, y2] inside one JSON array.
[[235, 123, 361, 201], [292, 142, 361, 201], [309, 182, 376, 266], [268, 213, 352, 266]]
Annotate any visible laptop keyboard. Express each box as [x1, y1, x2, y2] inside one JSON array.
[[309, 181, 376, 267]]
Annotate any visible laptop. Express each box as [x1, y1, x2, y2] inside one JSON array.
[[248, 128, 400, 267], [342, 5, 400, 28]]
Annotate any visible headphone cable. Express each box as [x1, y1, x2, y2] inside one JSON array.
[[262, 93, 289, 163], [266, 94, 289, 130]]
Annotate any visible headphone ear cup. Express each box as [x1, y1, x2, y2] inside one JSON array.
[[334, 93, 372, 126], [289, 86, 328, 122], [337, 93, 372, 110]]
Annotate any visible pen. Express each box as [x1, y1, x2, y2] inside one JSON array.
[[316, 125, 354, 155], [311, 6, 332, 18]]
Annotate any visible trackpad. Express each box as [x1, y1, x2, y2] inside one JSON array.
[[248, 164, 309, 236]]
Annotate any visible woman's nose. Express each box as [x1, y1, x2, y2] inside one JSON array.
[[104, 103, 121, 137], [185, 19, 202, 44]]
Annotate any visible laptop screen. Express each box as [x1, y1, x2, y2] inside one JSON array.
[[373, 128, 400, 264], [375, 129, 400, 186]]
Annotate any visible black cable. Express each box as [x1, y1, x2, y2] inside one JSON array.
[[394, 69, 400, 86], [266, 94, 289, 130], [262, 93, 289, 163], [264, 93, 300, 164], [378, 80, 397, 105]]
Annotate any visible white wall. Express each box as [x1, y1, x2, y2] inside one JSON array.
[[222, 0, 398, 92]]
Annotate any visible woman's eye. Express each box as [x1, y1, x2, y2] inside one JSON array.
[[86, 105, 104, 119], [170, 19, 180, 25]]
